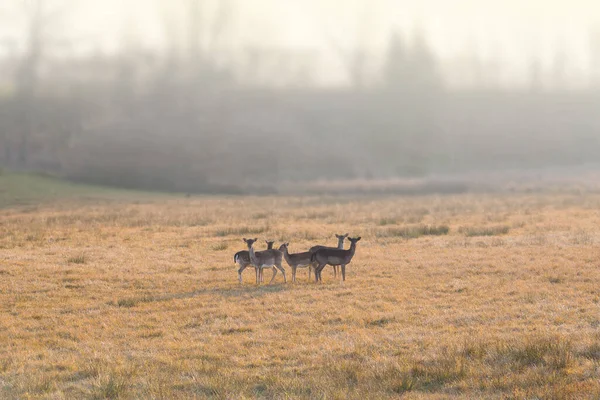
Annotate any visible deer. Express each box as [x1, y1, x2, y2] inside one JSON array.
[[309, 233, 348, 278], [243, 238, 287, 284], [235, 240, 274, 284], [311, 236, 361, 282], [279, 243, 315, 283]]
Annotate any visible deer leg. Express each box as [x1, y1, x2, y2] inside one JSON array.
[[255, 266, 260, 284], [316, 263, 325, 282], [341, 264, 346, 281], [276, 262, 287, 283], [333, 265, 338, 278], [308, 264, 312, 282], [292, 265, 297, 283], [268, 266, 277, 284], [238, 264, 248, 284]]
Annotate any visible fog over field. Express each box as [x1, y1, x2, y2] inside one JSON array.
[[1, 0, 600, 193], [2, 3, 600, 398]]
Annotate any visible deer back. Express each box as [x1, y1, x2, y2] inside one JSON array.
[[234, 250, 250, 264], [251, 248, 282, 267], [285, 250, 313, 266], [312, 247, 355, 266]]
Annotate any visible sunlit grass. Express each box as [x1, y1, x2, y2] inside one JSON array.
[[0, 189, 600, 398]]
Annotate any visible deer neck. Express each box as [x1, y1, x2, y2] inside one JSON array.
[[344, 242, 357, 262], [248, 245, 259, 265], [336, 238, 345, 249], [282, 247, 292, 263]]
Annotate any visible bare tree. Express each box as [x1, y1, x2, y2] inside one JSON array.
[[187, 0, 203, 67], [8, 0, 74, 168], [209, 0, 233, 56], [301, 2, 374, 89], [589, 27, 600, 88], [528, 57, 543, 92]]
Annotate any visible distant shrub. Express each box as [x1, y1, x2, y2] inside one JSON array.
[[459, 225, 509, 237], [377, 225, 449, 239]]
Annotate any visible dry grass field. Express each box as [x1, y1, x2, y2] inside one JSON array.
[[1, 177, 600, 399]]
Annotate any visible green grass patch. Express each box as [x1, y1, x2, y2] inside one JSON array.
[[0, 172, 169, 208]]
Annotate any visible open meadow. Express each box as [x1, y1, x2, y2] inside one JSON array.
[[1, 176, 600, 399]]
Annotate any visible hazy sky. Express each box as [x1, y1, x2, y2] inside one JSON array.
[[1, 0, 599, 85]]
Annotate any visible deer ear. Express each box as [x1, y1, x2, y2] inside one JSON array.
[[243, 238, 247, 242], [345, 233, 349, 236], [357, 237, 361, 241], [254, 238, 258, 242]]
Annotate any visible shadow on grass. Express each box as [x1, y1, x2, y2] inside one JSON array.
[[109, 284, 289, 308]]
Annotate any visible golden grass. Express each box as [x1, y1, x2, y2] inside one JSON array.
[[1, 193, 600, 399]]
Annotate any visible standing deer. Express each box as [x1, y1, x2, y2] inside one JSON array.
[[243, 238, 287, 284], [235, 240, 274, 283], [279, 243, 315, 283], [312, 237, 361, 282], [309, 233, 348, 278]]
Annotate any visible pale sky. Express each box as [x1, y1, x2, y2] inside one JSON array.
[[1, 0, 599, 86]]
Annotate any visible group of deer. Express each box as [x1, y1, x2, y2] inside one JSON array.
[[233, 233, 361, 284]]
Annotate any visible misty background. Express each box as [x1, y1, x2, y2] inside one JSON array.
[[1, 0, 600, 194]]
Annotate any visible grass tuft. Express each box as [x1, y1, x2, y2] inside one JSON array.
[[115, 295, 157, 308], [214, 226, 268, 237], [67, 253, 86, 264], [211, 242, 228, 251], [498, 336, 573, 370], [459, 225, 510, 237], [368, 317, 395, 327], [570, 229, 594, 245], [378, 217, 398, 226], [92, 373, 129, 400], [579, 343, 600, 360], [377, 225, 449, 239], [252, 212, 268, 220], [222, 327, 253, 335]]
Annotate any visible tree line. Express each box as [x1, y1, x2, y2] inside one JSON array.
[[1, 1, 599, 193]]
